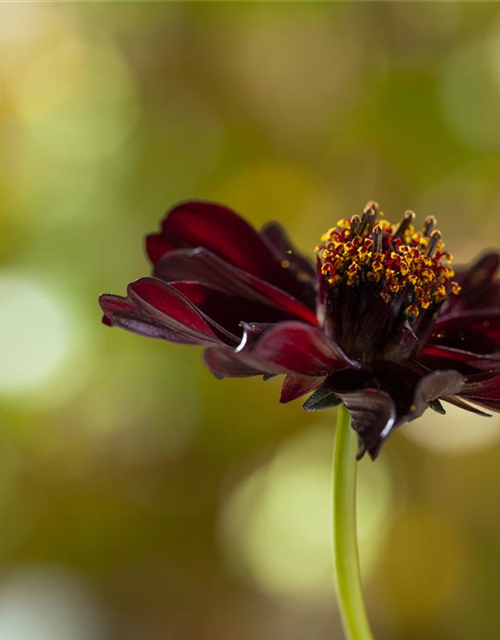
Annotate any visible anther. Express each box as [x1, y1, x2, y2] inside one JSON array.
[[395, 210, 416, 239], [359, 201, 379, 235], [363, 201, 379, 216], [427, 230, 442, 257], [423, 215, 437, 237], [350, 215, 361, 236], [372, 224, 383, 254]]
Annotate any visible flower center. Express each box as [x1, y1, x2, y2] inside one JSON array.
[[316, 202, 460, 318]]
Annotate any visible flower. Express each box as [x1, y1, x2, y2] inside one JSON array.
[[99, 200, 500, 459]]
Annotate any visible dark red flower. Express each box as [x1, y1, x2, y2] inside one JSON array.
[[99, 200, 500, 459]]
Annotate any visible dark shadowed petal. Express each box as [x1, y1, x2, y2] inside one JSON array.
[[441, 395, 492, 417], [429, 308, 500, 355], [442, 252, 500, 314], [154, 248, 318, 325], [261, 221, 317, 279], [238, 322, 275, 348], [280, 374, 326, 404], [336, 389, 397, 460], [326, 280, 421, 364], [126, 278, 238, 345], [324, 367, 372, 393], [170, 281, 305, 337], [402, 370, 464, 423], [327, 366, 464, 459], [465, 398, 500, 411], [372, 363, 464, 423], [382, 322, 419, 362], [458, 370, 500, 412], [333, 289, 395, 362], [146, 200, 315, 305], [260, 221, 318, 308], [203, 346, 263, 379]]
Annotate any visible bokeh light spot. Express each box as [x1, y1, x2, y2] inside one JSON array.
[[0, 4, 56, 49], [0, 565, 107, 640], [403, 402, 500, 455], [15, 38, 140, 163], [0, 273, 71, 395], [219, 425, 393, 599]]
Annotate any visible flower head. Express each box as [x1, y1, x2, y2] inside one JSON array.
[[100, 201, 500, 459], [314, 203, 463, 364]]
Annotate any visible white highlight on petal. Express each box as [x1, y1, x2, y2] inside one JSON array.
[[235, 330, 248, 353], [380, 411, 397, 440]]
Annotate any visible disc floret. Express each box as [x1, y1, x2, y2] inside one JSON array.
[[316, 202, 460, 318]]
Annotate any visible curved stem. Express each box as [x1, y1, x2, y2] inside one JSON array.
[[333, 405, 375, 640]]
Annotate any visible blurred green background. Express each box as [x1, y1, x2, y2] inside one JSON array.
[[0, 2, 500, 639]]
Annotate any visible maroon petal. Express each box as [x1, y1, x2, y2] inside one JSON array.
[[154, 248, 318, 326], [462, 370, 500, 396], [146, 200, 315, 305], [418, 344, 500, 375], [203, 321, 358, 379], [238, 321, 361, 377], [99, 292, 220, 345], [124, 278, 237, 345], [429, 308, 500, 355], [280, 374, 326, 404], [146, 233, 178, 264], [100, 294, 134, 326], [147, 200, 273, 272], [203, 346, 263, 379], [442, 252, 500, 314]]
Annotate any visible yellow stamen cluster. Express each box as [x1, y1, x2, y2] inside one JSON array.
[[316, 205, 460, 318]]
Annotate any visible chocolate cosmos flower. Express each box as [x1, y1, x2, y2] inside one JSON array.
[[99, 201, 500, 459]]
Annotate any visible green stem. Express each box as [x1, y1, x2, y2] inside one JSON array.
[[333, 405, 375, 640]]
